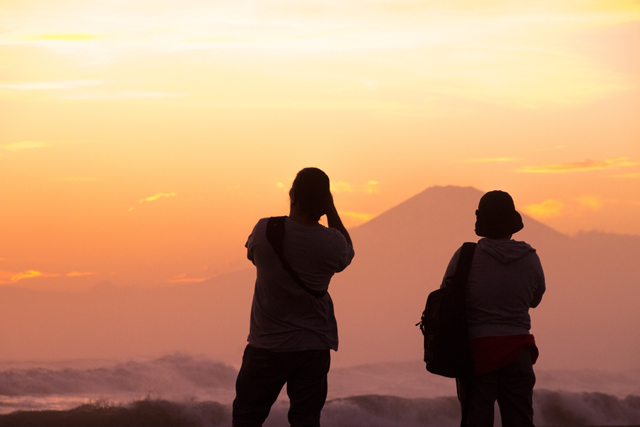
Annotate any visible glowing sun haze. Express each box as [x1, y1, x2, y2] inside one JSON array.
[[1, 0, 639, 288]]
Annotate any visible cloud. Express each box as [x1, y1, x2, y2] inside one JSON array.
[[464, 157, 519, 163], [167, 274, 210, 284], [139, 192, 177, 203], [342, 211, 375, 224], [331, 181, 353, 193], [0, 270, 94, 284], [603, 198, 640, 208], [10, 270, 60, 283], [185, 36, 239, 44], [2, 141, 47, 152], [57, 177, 99, 182], [575, 196, 603, 211], [516, 157, 638, 173], [328, 180, 381, 194], [0, 80, 103, 90], [0, 80, 183, 100], [365, 181, 379, 194], [1, 0, 635, 111], [65, 90, 186, 100], [66, 271, 96, 277], [524, 195, 610, 220], [611, 172, 640, 178], [30, 34, 101, 41], [523, 200, 564, 219]]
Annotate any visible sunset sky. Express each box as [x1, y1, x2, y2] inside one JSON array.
[[1, 0, 639, 289]]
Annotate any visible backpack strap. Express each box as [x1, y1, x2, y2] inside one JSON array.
[[266, 216, 327, 298], [446, 242, 477, 288]]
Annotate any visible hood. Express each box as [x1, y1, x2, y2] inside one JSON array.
[[478, 238, 536, 264]]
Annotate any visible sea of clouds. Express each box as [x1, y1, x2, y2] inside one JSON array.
[[1, 354, 639, 426]]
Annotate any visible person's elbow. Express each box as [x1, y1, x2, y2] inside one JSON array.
[[530, 286, 545, 308]]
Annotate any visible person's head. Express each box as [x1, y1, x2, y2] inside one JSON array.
[[289, 167, 331, 221], [475, 190, 524, 239]]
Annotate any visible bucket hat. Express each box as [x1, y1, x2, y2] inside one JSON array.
[[475, 190, 524, 238]]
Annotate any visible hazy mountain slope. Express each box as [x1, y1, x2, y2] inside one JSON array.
[[0, 269, 255, 362], [331, 186, 639, 368], [1, 186, 638, 370]]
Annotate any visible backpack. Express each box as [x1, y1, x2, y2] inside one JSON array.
[[417, 242, 476, 378]]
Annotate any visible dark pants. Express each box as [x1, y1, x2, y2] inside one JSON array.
[[232, 344, 331, 427], [456, 350, 536, 427]]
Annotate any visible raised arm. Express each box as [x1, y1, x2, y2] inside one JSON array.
[[325, 195, 353, 248]]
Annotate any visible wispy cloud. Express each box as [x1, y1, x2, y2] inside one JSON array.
[[517, 158, 638, 173], [167, 274, 210, 284], [30, 34, 102, 41], [331, 181, 353, 193], [365, 181, 379, 194], [139, 192, 177, 203], [523, 200, 564, 219], [1, 0, 636, 109], [2, 141, 47, 152], [0, 80, 184, 100], [10, 270, 60, 283], [66, 271, 95, 277], [0, 80, 103, 91], [0, 270, 95, 284], [342, 211, 376, 225], [609, 199, 640, 208], [575, 196, 603, 211], [57, 177, 99, 182], [464, 157, 519, 163], [65, 90, 186, 100], [525, 195, 612, 220], [328, 180, 381, 194], [611, 172, 640, 178]]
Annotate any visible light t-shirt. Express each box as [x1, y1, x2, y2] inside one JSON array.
[[245, 217, 354, 352]]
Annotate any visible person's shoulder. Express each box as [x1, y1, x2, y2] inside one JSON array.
[[508, 239, 543, 269], [250, 217, 270, 231], [248, 217, 271, 238], [319, 225, 351, 246], [323, 225, 345, 238]]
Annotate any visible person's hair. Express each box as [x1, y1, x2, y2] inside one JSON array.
[[289, 168, 331, 221]]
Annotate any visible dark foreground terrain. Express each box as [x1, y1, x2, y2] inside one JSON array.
[[0, 392, 639, 427], [0, 400, 229, 427]]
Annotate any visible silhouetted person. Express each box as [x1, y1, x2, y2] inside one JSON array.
[[232, 168, 354, 427], [441, 191, 545, 427]]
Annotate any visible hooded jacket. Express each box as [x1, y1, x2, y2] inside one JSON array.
[[441, 238, 545, 339]]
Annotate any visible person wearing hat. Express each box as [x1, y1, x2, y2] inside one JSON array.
[[440, 190, 545, 427]]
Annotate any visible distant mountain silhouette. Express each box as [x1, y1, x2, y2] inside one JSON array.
[[1, 186, 638, 370], [331, 186, 639, 368]]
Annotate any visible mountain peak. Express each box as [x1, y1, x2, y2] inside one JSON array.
[[353, 185, 565, 244]]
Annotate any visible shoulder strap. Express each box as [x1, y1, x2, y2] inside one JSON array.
[[447, 242, 477, 288], [266, 216, 327, 298]]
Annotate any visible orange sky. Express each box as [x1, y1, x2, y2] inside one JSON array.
[[1, 0, 639, 289]]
